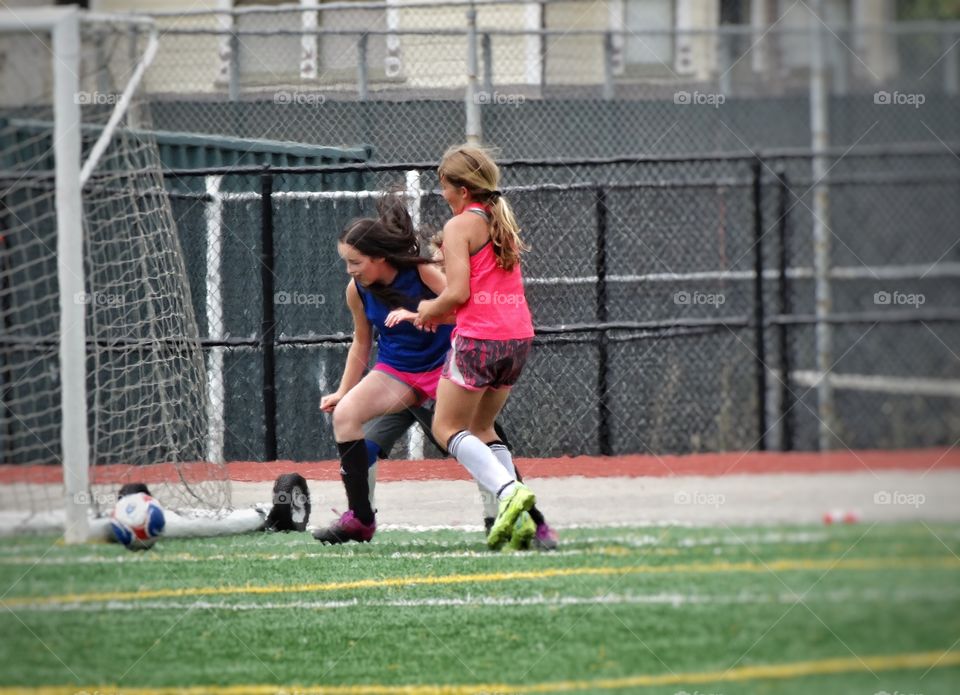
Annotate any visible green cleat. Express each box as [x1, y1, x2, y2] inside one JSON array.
[[506, 511, 537, 551], [487, 483, 536, 550]]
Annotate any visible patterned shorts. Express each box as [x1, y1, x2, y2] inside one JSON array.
[[441, 335, 533, 391]]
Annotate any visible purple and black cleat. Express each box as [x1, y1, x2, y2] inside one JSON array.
[[313, 510, 376, 544], [532, 522, 559, 551]]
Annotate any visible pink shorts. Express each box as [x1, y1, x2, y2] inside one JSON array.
[[441, 335, 533, 392], [373, 362, 442, 404]]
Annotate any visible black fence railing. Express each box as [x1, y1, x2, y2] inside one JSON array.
[[158, 148, 959, 461]]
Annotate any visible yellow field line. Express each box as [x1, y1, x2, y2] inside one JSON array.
[[2, 649, 959, 694], [2, 555, 957, 608]]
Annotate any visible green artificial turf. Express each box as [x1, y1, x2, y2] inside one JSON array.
[[0, 523, 957, 694]]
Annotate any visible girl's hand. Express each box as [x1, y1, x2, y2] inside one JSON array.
[[413, 316, 439, 332], [319, 391, 343, 413], [415, 300, 436, 331], [417, 298, 437, 321], [384, 308, 417, 328]]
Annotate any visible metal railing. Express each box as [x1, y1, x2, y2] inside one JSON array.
[[104, 2, 960, 163], [159, 146, 960, 461]]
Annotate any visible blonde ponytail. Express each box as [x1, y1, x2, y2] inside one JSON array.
[[487, 196, 527, 271], [438, 144, 528, 270]]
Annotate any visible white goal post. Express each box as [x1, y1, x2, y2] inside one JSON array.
[[0, 8, 89, 543], [0, 8, 231, 541]]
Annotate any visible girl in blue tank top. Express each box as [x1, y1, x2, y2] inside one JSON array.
[[314, 195, 451, 544], [354, 267, 452, 374]]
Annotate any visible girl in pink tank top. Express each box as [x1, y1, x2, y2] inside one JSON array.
[[415, 145, 548, 551]]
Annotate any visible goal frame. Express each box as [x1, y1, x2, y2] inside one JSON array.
[[0, 8, 160, 542], [0, 8, 87, 542]]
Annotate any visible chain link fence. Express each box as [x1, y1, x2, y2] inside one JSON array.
[[161, 147, 960, 462], [4, 3, 955, 471], [764, 149, 960, 452], [135, 2, 960, 161]]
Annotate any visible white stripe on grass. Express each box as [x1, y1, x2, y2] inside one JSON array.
[[0, 530, 833, 565], [15, 586, 960, 614], [0, 547, 627, 565], [375, 520, 706, 531]]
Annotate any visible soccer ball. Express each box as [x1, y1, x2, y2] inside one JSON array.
[[110, 492, 165, 550]]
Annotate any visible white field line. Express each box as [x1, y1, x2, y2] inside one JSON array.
[[14, 586, 960, 614], [377, 520, 749, 531], [0, 531, 834, 565], [0, 547, 628, 565], [0, 520, 711, 541]]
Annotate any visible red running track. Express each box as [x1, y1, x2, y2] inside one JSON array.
[[3, 448, 959, 485]]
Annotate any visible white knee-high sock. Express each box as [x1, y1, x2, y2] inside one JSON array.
[[478, 481, 498, 519], [488, 442, 516, 478], [448, 431, 515, 498], [479, 442, 516, 517]]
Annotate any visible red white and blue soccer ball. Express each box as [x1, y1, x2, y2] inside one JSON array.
[[110, 492, 165, 551]]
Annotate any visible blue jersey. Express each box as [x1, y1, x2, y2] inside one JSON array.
[[355, 267, 453, 373]]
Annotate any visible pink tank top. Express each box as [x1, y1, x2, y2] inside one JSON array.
[[453, 204, 534, 341]]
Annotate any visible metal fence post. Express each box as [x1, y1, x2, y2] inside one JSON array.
[[357, 32, 369, 101], [228, 30, 240, 102], [539, 0, 547, 91], [718, 32, 731, 96], [602, 32, 615, 101], [945, 30, 959, 96], [832, 28, 849, 96], [752, 159, 768, 450], [94, 29, 110, 96], [0, 198, 13, 467], [300, 0, 319, 81], [127, 24, 142, 126], [776, 169, 795, 452], [482, 32, 493, 97], [465, 7, 482, 145], [595, 187, 612, 456], [810, 0, 834, 450], [127, 23, 139, 73], [260, 169, 278, 462]]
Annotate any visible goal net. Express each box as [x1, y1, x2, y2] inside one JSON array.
[[0, 9, 231, 540]]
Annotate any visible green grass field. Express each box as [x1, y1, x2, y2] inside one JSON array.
[[1, 523, 959, 694]]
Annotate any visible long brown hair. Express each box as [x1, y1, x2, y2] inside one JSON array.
[[339, 193, 432, 309], [438, 144, 527, 271]]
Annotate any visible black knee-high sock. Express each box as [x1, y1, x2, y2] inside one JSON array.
[[337, 440, 375, 525], [493, 421, 511, 450]]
